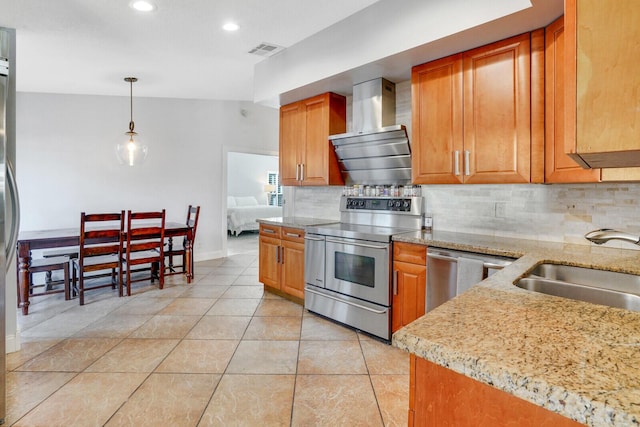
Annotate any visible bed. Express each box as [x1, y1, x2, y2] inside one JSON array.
[[227, 196, 282, 236]]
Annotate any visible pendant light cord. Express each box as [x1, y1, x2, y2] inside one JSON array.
[[129, 78, 135, 132]]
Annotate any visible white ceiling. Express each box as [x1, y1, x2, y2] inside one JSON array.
[[0, 0, 381, 100]]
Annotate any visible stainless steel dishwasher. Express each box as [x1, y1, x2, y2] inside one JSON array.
[[426, 247, 513, 312]]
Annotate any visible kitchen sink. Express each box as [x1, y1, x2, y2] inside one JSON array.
[[515, 263, 640, 312]]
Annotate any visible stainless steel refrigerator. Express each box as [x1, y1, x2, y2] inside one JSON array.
[[0, 26, 19, 425]]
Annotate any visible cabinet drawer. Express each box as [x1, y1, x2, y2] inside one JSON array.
[[259, 223, 281, 238], [281, 227, 305, 243], [393, 242, 427, 265]]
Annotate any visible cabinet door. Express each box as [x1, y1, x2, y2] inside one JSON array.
[[410, 356, 583, 427], [259, 235, 281, 289], [280, 240, 305, 300], [463, 33, 531, 184], [392, 261, 427, 333], [279, 102, 304, 186], [565, 0, 640, 168], [544, 15, 601, 183], [301, 93, 346, 186], [411, 54, 464, 184]]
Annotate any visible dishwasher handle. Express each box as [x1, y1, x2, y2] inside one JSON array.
[[427, 251, 511, 270]]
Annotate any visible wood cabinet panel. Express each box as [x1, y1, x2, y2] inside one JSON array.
[[279, 102, 304, 186], [258, 224, 305, 301], [544, 15, 601, 183], [279, 92, 346, 186], [411, 32, 543, 185], [411, 54, 464, 184], [565, 0, 640, 168], [259, 235, 281, 289], [392, 261, 426, 333], [410, 355, 583, 427], [463, 33, 532, 184], [393, 242, 427, 265], [280, 239, 305, 300]]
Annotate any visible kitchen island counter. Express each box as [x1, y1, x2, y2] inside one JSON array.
[[392, 231, 640, 426], [256, 216, 338, 229]]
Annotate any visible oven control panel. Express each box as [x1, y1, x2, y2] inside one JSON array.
[[345, 197, 413, 212]]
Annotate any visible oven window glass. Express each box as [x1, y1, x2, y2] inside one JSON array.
[[334, 251, 375, 288]]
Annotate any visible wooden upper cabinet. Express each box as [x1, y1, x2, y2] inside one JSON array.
[[411, 54, 464, 184], [279, 102, 304, 186], [411, 32, 544, 185], [545, 15, 601, 183], [565, 0, 640, 169], [563, 0, 640, 180], [279, 92, 346, 186], [464, 33, 538, 184]]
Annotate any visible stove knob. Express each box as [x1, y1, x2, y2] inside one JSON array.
[[359, 200, 365, 207], [403, 201, 410, 209], [387, 200, 394, 208], [394, 201, 401, 207]]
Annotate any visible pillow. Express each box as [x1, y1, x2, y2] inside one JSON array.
[[235, 196, 259, 206], [227, 196, 237, 207]]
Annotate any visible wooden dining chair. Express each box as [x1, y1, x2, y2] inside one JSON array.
[[22, 256, 71, 305], [71, 212, 125, 306], [165, 205, 200, 277], [122, 209, 166, 296]]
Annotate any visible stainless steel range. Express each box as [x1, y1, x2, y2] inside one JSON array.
[[304, 195, 423, 341]]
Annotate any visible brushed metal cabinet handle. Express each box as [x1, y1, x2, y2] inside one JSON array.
[[454, 150, 460, 176], [300, 163, 304, 181], [393, 270, 398, 295], [464, 150, 470, 176]]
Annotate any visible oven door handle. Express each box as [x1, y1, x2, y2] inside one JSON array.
[[304, 236, 324, 242], [305, 287, 388, 314], [326, 237, 388, 250]]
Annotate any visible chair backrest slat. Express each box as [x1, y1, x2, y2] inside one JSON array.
[[79, 211, 125, 264], [126, 209, 166, 256], [186, 205, 201, 241]]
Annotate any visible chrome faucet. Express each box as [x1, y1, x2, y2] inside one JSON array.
[[584, 228, 640, 246]]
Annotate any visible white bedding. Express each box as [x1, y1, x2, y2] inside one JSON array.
[[227, 203, 282, 236]]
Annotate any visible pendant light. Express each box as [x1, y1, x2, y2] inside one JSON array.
[[116, 77, 148, 166]]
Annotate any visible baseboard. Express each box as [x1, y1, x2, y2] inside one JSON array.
[[195, 250, 225, 262], [6, 330, 21, 354]]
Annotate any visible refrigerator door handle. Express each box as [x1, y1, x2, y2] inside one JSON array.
[[6, 159, 19, 270]]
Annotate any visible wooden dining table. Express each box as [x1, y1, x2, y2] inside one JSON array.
[[17, 221, 193, 315]]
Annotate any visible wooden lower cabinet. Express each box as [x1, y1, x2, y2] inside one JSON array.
[[280, 238, 305, 299], [258, 224, 305, 302], [392, 242, 427, 333], [409, 355, 583, 427]]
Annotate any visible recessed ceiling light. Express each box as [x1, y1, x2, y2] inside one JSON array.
[[130, 1, 156, 12], [223, 22, 240, 32]]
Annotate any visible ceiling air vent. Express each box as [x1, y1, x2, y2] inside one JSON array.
[[248, 42, 285, 57]]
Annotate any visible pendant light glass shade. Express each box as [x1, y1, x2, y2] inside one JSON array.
[[116, 77, 148, 166]]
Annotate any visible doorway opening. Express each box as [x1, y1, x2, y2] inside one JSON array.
[[223, 149, 281, 256]]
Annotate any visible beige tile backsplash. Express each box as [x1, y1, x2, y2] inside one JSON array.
[[285, 80, 640, 250], [289, 183, 640, 250]]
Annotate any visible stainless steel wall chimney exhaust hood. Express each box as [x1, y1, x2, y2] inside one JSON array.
[[330, 78, 411, 185]]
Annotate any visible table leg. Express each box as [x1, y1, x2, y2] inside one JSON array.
[[185, 232, 193, 283], [167, 237, 174, 272], [17, 242, 31, 315]]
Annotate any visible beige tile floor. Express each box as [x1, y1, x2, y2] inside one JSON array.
[[8, 236, 410, 426]]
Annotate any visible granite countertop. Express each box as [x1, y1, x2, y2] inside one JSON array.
[[256, 216, 338, 229], [392, 231, 640, 426]]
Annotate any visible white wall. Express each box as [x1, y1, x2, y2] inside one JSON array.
[[227, 152, 278, 205], [16, 92, 279, 260]]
